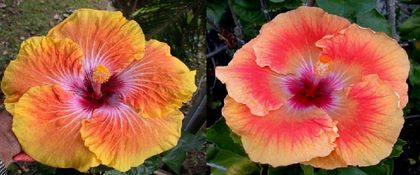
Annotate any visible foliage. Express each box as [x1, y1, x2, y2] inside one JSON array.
[[163, 132, 206, 174], [114, 0, 206, 78], [399, 8, 420, 40], [99, 157, 161, 175], [316, 0, 376, 20]]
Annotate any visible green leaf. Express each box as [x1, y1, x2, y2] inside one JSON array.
[[399, 8, 420, 39], [225, 159, 259, 175], [130, 0, 193, 38], [230, 0, 266, 39], [356, 9, 392, 36], [316, 0, 376, 20], [316, 169, 338, 175], [162, 132, 206, 174], [360, 159, 394, 175], [208, 0, 227, 25], [230, 132, 242, 145], [267, 0, 304, 11], [231, 0, 265, 23], [301, 164, 315, 175], [337, 167, 368, 175], [409, 63, 420, 86], [207, 118, 246, 155], [90, 165, 114, 173], [104, 156, 161, 175], [389, 139, 407, 158], [282, 0, 304, 9], [207, 148, 258, 175]]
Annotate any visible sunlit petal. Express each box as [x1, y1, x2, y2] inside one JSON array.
[[48, 9, 145, 73], [106, 40, 196, 117], [80, 102, 182, 172], [13, 85, 99, 172], [2, 37, 83, 114]]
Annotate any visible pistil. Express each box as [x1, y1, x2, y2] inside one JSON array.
[[91, 65, 111, 99], [315, 55, 333, 76]]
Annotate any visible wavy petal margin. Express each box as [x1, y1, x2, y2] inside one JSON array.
[[48, 8, 145, 73], [316, 24, 410, 107], [216, 38, 287, 116], [80, 102, 182, 172], [2, 37, 83, 114], [254, 6, 350, 74], [306, 75, 404, 169], [13, 85, 99, 172], [222, 96, 338, 166], [106, 40, 196, 117]]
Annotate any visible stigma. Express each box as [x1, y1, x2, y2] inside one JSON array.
[[92, 65, 111, 84]]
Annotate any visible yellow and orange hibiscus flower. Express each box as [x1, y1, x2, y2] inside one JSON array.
[[216, 6, 409, 169], [2, 9, 196, 172]]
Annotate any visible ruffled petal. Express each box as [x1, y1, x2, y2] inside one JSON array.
[[216, 38, 287, 116], [254, 6, 350, 74], [316, 24, 410, 107], [2, 36, 83, 114], [80, 102, 182, 172], [12, 85, 99, 172], [306, 75, 404, 169], [48, 8, 145, 73], [222, 96, 338, 166], [105, 39, 196, 117]]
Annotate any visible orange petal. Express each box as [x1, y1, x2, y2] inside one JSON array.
[[216, 38, 287, 116], [80, 103, 183, 172], [1, 36, 83, 114], [222, 96, 338, 166], [12, 85, 99, 171], [316, 24, 410, 107], [254, 6, 350, 74], [48, 8, 145, 73], [306, 75, 404, 169], [105, 39, 196, 117]]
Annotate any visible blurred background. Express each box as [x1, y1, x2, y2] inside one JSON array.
[[207, 0, 420, 174], [0, 0, 207, 174]]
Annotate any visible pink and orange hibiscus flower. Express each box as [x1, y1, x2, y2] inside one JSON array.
[[2, 9, 196, 172], [216, 6, 409, 169]]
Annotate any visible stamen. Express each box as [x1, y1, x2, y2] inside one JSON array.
[[315, 55, 333, 76], [91, 65, 110, 99], [92, 65, 111, 84]]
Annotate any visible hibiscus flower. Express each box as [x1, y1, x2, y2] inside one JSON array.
[[216, 6, 409, 169], [2, 9, 196, 172]]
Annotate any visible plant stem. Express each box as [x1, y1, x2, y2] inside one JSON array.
[[227, 0, 244, 42], [206, 45, 228, 58], [405, 115, 420, 120], [386, 0, 400, 41], [260, 0, 271, 21]]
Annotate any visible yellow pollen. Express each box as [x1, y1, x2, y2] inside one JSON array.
[[92, 65, 111, 84], [319, 55, 332, 63], [315, 55, 333, 76]]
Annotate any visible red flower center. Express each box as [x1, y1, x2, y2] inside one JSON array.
[[76, 65, 123, 110], [287, 76, 334, 110]]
